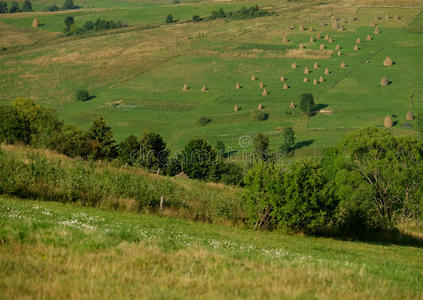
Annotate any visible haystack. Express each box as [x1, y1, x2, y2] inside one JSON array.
[[282, 35, 288, 43], [320, 44, 325, 50], [384, 115, 393, 128], [319, 76, 324, 83], [299, 24, 304, 31], [335, 44, 340, 50], [259, 82, 264, 89], [304, 67, 309, 74], [329, 37, 333, 43], [316, 33, 321, 39], [258, 103, 263, 110], [370, 21, 376, 26], [176, 171, 189, 179], [337, 51, 342, 56], [340, 62, 346, 68], [309, 26, 314, 32], [313, 79, 317, 85], [310, 36, 314, 43], [406, 111, 414, 121], [385, 14, 390, 21], [303, 77, 308, 83], [32, 18, 39, 28], [383, 57, 392, 66], [234, 105, 239, 112], [280, 76, 286, 82], [380, 77, 389, 86], [299, 43, 304, 50], [289, 24, 295, 30], [251, 75, 256, 81], [289, 101, 295, 109], [283, 83, 288, 90], [236, 83, 241, 89], [325, 34, 329, 40], [374, 27, 379, 34], [182, 84, 189, 91], [394, 15, 400, 21], [291, 62, 297, 69], [366, 35, 372, 41], [356, 37, 361, 44], [320, 21, 325, 27], [338, 27, 344, 32], [313, 62, 319, 69], [353, 45, 359, 51], [201, 85, 207, 91], [262, 89, 268, 96], [324, 68, 330, 75]]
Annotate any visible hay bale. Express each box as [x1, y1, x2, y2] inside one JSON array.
[[309, 26, 314, 32], [320, 21, 325, 26], [338, 27, 344, 32], [324, 68, 330, 75], [320, 44, 325, 50], [374, 26, 379, 34], [299, 24, 304, 31], [280, 76, 286, 82], [353, 45, 359, 51], [366, 35, 372, 41], [316, 33, 321, 39], [182, 84, 189, 91], [383, 57, 393, 66], [313, 62, 319, 69], [370, 21, 376, 26], [251, 75, 256, 81], [380, 77, 389, 86], [329, 37, 333, 43], [262, 89, 268, 96], [340, 61, 346, 68], [304, 67, 309, 74], [313, 79, 317, 85], [258, 103, 263, 110], [335, 44, 340, 50], [384, 115, 393, 128], [234, 105, 239, 112], [310, 36, 314, 43], [289, 24, 295, 30], [289, 101, 295, 109], [319, 76, 324, 83], [259, 82, 264, 89], [299, 43, 304, 50], [291, 62, 297, 69], [201, 85, 207, 92], [283, 83, 288, 90], [337, 51, 342, 56], [32, 18, 39, 28], [385, 14, 390, 20], [324, 34, 329, 40], [176, 171, 189, 179], [394, 15, 400, 21], [282, 35, 288, 43], [406, 111, 414, 121], [356, 37, 361, 44], [303, 77, 308, 83], [236, 83, 241, 89]]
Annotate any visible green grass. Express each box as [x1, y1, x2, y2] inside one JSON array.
[[0, 0, 423, 158], [1, 195, 423, 299]]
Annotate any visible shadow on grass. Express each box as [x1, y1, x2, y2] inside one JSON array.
[[294, 140, 314, 150]]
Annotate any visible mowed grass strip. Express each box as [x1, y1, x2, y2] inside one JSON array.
[[1, 196, 423, 299]]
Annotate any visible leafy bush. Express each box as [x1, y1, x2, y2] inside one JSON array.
[[198, 116, 211, 126], [281, 127, 295, 155], [192, 15, 202, 22], [9, 2, 20, 13], [0, 105, 30, 144], [165, 14, 174, 23], [48, 4, 59, 11], [299, 93, 315, 117], [252, 110, 268, 121], [75, 89, 90, 101], [210, 5, 269, 20], [63, 0, 79, 10], [22, 0, 31, 12], [0, 1, 7, 13]]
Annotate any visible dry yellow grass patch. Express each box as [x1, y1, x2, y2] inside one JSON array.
[[285, 49, 332, 59]]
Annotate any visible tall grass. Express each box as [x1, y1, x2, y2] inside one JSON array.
[[0, 146, 246, 225]]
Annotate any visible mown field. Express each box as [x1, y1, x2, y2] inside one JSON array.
[[0, 0, 423, 157], [1, 196, 423, 299]]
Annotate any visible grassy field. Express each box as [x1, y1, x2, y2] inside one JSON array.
[[1, 196, 423, 299], [0, 0, 423, 157]]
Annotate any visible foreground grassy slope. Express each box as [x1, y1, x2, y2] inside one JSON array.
[[0, 0, 423, 156], [1, 196, 423, 299]]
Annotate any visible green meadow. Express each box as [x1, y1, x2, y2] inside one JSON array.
[[1, 196, 423, 299], [1, 0, 423, 156]]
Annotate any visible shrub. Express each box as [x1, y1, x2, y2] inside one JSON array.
[[117, 134, 140, 166], [22, 0, 32, 12], [63, 0, 79, 10], [165, 14, 174, 23], [299, 93, 315, 117], [0, 105, 30, 144], [9, 2, 20, 13], [281, 127, 295, 155], [253, 133, 269, 161], [252, 110, 268, 121], [75, 89, 90, 101], [192, 15, 202, 22], [54, 124, 91, 158], [87, 117, 117, 160], [244, 160, 338, 232], [198, 116, 211, 126], [0, 1, 7, 14], [48, 4, 59, 11]]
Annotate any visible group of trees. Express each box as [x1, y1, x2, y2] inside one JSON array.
[[210, 5, 270, 20], [245, 127, 423, 233], [252, 128, 296, 161], [64, 16, 127, 35], [0, 0, 32, 13]]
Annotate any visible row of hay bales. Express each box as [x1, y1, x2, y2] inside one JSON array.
[[384, 112, 414, 128]]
